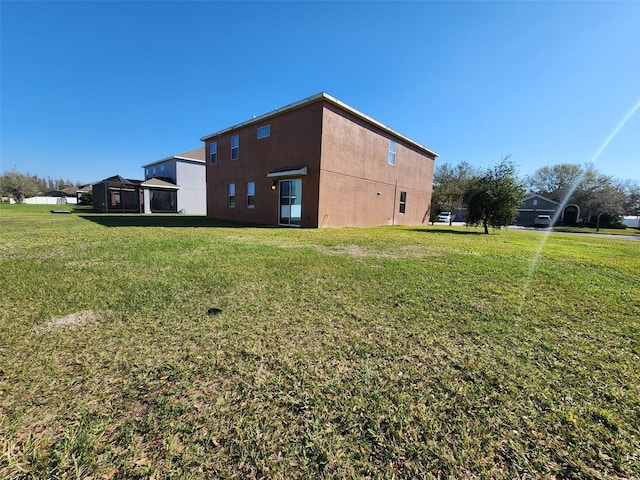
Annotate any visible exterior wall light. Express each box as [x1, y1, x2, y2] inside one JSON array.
[[271, 179, 277, 190]]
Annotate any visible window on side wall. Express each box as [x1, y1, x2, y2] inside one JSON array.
[[257, 125, 270, 139], [231, 135, 239, 160], [210, 142, 217, 164], [209, 142, 218, 165], [388, 140, 397, 165], [228, 183, 236, 208], [247, 182, 255, 208], [399, 191, 406, 214]]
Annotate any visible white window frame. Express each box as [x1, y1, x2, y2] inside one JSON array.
[[231, 135, 239, 160], [257, 125, 270, 139], [388, 140, 397, 165]]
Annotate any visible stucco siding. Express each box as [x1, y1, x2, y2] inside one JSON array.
[[206, 102, 323, 227], [176, 161, 206, 214], [318, 103, 434, 227]]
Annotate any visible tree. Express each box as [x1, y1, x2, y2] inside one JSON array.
[[617, 179, 640, 216], [79, 190, 93, 205], [463, 159, 526, 234], [581, 176, 627, 231], [430, 161, 477, 225], [0, 169, 41, 203], [526, 163, 584, 202]]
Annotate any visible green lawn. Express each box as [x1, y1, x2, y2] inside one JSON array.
[[1, 204, 639, 479]]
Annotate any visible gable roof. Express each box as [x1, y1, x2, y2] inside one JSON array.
[[142, 147, 206, 168], [141, 178, 181, 189], [523, 194, 560, 205], [99, 175, 143, 186], [199, 92, 439, 158]]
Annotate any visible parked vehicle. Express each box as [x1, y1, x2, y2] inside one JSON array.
[[534, 214, 552, 227], [438, 211, 452, 223]]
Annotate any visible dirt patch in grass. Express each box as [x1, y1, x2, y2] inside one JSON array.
[[34, 310, 101, 333]]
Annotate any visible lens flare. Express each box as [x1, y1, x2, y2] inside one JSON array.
[[518, 98, 640, 315]]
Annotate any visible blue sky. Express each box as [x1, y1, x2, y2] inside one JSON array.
[[2, 1, 639, 184]]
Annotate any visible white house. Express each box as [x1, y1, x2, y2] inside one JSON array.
[[141, 147, 206, 215]]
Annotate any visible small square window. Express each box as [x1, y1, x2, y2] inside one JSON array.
[[231, 135, 239, 160], [399, 191, 406, 214], [257, 125, 270, 139], [210, 142, 217, 164], [228, 183, 236, 208], [247, 181, 255, 208], [388, 140, 397, 165]]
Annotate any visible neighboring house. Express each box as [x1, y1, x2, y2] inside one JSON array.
[[200, 92, 438, 228], [93, 175, 144, 213], [516, 194, 581, 226], [141, 147, 206, 214]]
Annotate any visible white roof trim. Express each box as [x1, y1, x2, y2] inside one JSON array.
[[141, 179, 181, 190], [523, 194, 559, 205], [142, 156, 206, 168], [200, 92, 439, 158]]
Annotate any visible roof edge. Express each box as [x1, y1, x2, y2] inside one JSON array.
[[199, 92, 439, 158], [142, 156, 206, 168]]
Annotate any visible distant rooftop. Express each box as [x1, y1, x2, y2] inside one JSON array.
[[142, 147, 206, 168]]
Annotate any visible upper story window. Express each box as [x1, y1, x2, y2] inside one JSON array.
[[247, 182, 255, 208], [152, 166, 156, 175], [257, 125, 270, 139], [160, 164, 165, 172], [210, 142, 217, 164], [388, 140, 397, 165], [145, 168, 150, 179], [231, 135, 239, 160]]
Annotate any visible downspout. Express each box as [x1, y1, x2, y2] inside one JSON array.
[[392, 179, 397, 226]]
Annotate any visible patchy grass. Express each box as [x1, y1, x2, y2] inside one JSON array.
[[1, 205, 639, 479]]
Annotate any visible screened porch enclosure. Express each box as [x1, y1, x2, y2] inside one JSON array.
[[149, 189, 177, 213]]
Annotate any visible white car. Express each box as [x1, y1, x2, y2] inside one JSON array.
[[438, 212, 452, 223], [534, 215, 552, 227]]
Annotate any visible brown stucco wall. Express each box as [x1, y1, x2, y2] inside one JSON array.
[[317, 103, 435, 227], [205, 102, 323, 227], [204, 96, 436, 228]]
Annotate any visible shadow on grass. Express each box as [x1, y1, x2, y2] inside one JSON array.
[[411, 227, 485, 235], [78, 214, 265, 228]]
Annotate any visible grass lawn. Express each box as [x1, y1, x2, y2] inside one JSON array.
[[1, 204, 639, 479], [551, 226, 640, 237]]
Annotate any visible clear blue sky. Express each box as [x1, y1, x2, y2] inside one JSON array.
[[2, 1, 639, 184]]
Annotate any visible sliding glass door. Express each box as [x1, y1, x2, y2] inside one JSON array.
[[279, 179, 302, 226]]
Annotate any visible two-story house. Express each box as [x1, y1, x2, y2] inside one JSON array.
[[200, 93, 438, 228]]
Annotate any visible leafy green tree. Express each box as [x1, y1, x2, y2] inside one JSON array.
[[617, 179, 640, 216], [430, 161, 477, 225], [79, 190, 93, 205], [0, 169, 41, 203], [526, 163, 584, 202], [463, 159, 526, 234], [581, 176, 627, 231]]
